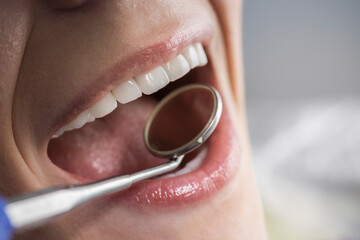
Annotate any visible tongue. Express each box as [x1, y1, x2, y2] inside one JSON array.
[[48, 97, 166, 180]]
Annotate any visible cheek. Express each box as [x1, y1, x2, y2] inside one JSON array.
[[209, 0, 241, 17], [0, 2, 40, 195], [0, 2, 34, 116]]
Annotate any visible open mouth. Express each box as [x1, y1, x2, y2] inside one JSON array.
[[46, 37, 240, 207]]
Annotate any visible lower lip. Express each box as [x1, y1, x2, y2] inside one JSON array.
[[114, 105, 241, 207]]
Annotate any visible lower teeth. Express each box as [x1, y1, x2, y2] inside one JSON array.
[[160, 147, 208, 178]]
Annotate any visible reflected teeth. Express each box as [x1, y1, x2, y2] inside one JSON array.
[[52, 42, 207, 138]]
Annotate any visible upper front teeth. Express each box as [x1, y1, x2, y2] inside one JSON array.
[[89, 93, 118, 118], [135, 66, 169, 95], [52, 42, 208, 138], [162, 54, 190, 82], [182, 45, 200, 69], [112, 79, 142, 104], [194, 43, 208, 66]]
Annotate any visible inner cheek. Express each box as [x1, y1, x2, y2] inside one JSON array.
[[47, 98, 166, 181]]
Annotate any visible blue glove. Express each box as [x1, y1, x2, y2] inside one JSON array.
[[0, 196, 13, 240]]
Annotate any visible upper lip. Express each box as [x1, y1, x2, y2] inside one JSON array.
[[49, 25, 213, 140]]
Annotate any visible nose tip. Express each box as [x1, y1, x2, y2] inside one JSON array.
[[46, 0, 88, 9]]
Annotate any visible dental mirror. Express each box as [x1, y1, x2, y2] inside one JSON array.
[[2, 84, 222, 233], [144, 83, 222, 159]]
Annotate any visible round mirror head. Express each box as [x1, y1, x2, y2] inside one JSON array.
[[144, 84, 222, 158]]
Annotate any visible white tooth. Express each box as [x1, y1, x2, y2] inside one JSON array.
[[112, 79, 142, 104], [67, 110, 92, 129], [162, 54, 190, 82], [65, 126, 74, 131], [194, 43, 208, 66], [88, 114, 95, 122], [52, 126, 66, 138], [89, 93, 117, 118], [182, 46, 200, 69], [135, 66, 169, 95]]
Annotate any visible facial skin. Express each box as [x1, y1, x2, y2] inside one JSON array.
[[0, 0, 267, 239]]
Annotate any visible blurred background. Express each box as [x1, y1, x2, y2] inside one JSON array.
[[242, 1, 360, 239]]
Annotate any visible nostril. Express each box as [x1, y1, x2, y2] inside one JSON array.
[[46, 0, 88, 9]]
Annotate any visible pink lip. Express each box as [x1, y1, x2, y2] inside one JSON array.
[[49, 23, 213, 140], [115, 105, 241, 207]]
